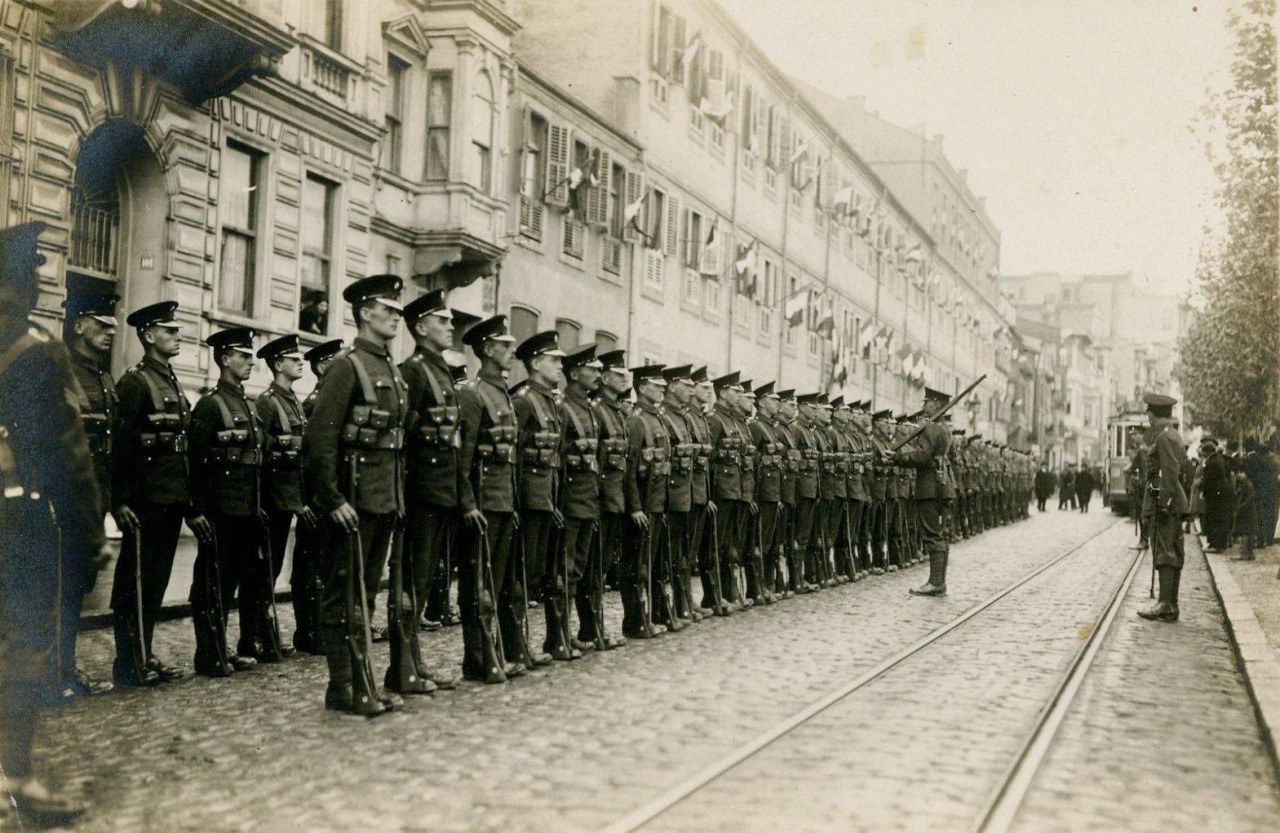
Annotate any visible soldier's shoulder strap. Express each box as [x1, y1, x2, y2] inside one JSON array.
[[259, 387, 293, 433], [342, 348, 378, 406], [562, 397, 595, 440]]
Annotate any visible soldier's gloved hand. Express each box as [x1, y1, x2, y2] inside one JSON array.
[[300, 506, 318, 529], [463, 508, 488, 533], [552, 509, 565, 529], [113, 504, 140, 534], [706, 500, 718, 517], [187, 514, 214, 544], [630, 511, 649, 531], [748, 501, 758, 516], [329, 503, 359, 534]]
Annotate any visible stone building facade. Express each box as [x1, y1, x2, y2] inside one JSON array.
[[2, 0, 1014, 423]]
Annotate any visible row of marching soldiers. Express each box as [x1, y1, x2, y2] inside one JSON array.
[[22, 260, 1040, 730]]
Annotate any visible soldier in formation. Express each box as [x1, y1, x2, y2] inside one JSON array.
[[21, 261, 1039, 722]]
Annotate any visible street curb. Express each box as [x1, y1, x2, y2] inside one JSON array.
[[1200, 533, 1280, 783]]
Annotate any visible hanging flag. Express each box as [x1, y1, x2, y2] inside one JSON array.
[[912, 349, 926, 382], [831, 352, 849, 389], [703, 89, 735, 122], [817, 293, 835, 338], [567, 150, 599, 192], [897, 345, 913, 376], [832, 185, 854, 214], [858, 318, 876, 356], [784, 286, 810, 327], [789, 139, 807, 167], [681, 34, 702, 70], [905, 245, 924, 264], [624, 191, 645, 226], [734, 236, 757, 275]]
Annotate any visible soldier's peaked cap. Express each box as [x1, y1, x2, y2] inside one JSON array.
[[756, 381, 777, 398], [924, 386, 950, 405], [0, 221, 49, 307], [711, 371, 741, 392], [257, 333, 303, 361], [776, 388, 795, 401], [796, 392, 823, 405], [126, 300, 180, 329], [662, 364, 693, 382], [462, 314, 516, 349], [62, 289, 119, 326], [342, 274, 403, 310], [691, 366, 710, 384], [564, 343, 602, 370], [403, 289, 451, 323], [872, 408, 893, 420], [515, 330, 566, 362], [598, 349, 627, 370], [631, 364, 667, 385], [304, 339, 343, 365], [739, 380, 755, 396], [207, 326, 255, 355], [829, 394, 845, 408], [1143, 392, 1177, 417]]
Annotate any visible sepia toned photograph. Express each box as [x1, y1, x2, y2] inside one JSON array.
[[0, 0, 1277, 830]]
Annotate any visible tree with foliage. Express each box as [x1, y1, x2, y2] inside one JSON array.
[[1178, 0, 1278, 438]]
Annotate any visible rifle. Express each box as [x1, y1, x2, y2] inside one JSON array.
[[127, 523, 155, 682], [890, 374, 988, 453], [475, 523, 508, 683], [257, 532, 286, 662], [638, 521, 658, 637], [658, 515, 682, 630], [387, 521, 430, 693], [345, 463, 385, 715], [203, 527, 233, 677], [707, 509, 729, 615], [591, 521, 607, 651]]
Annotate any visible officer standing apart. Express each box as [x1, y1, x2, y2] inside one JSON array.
[[292, 338, 343, 654], [304, 275, 408, 715], [188, 327, 269, 674], [112, 300, 211, 687], [894, 387, 954, 597], [1137, 393, 1188, 622], [254, 334, 310, 659], [0, 222, 108, 825], [59, 282, 120, 697], [512, 331, 567, 663]]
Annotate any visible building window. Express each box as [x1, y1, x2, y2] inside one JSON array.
[[595, 331, 618, 353], [218, 143, 260, 316], [784, 272, 799, 347], [299, 173, 335, 334], [509, 306, 539, 344], [323, 0, 343, 50], [382, 56, 407, 176], [555, 319, 581, 350], [644, 187, 668, 250], [470, 71, 494, 192], [704, 276, 721, 314], [426, 72, 452, 181], [682, 268, 700, 309], [609, 162, 625, 238]]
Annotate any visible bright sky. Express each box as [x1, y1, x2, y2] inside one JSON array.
[[716, 0, 1234, 293]]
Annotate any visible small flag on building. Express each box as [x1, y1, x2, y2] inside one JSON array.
[[734, 237, 757, 275], [681, 34, 702, 70], [784, 286, 810, 327], [817, 293, 835, 338]]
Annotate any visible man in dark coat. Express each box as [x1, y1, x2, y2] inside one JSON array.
[[1244, 438, 1279, 549], [893, 387, 954, 596], [1074, 466, 1096, 513], [1058, 464, 1075, 510], [1201, 439, 1234, 552], [1033, 463, 1056, 512], [0, 222, 107, 824]]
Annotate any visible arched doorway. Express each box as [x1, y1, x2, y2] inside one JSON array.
[[69, 121, 167, 372]]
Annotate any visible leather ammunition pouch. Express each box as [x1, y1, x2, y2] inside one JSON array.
[[565, 436, 599, 472]]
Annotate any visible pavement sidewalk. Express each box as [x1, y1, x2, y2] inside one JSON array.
[[1201, 529, 1280, 780]]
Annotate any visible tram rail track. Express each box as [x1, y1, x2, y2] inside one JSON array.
[[602, 517, 1132, 833]]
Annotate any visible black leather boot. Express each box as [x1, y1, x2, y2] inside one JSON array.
[[1138, 568, 1178, 621], [909, 551, 947, 596]]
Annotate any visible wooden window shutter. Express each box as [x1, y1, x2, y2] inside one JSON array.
[[587, 148, 612, 227], [623, 169, 644, 243], [741, 83, 753, 143], [683, 208, 695, 268], [671, 15, 687, 84], [545, 123, 571, 207], [652, 2, 669, 75], [665, 194, 680, 258], [515, 106, 530, 195]]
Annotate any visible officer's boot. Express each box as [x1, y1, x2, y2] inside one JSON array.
[[292, 592, 315, 654], [657, 572, 684, 632], [1138, 568, 1177, 621], [1167, 567, 1181, 620], [323, 625, 383, 715], [909, 550, 947, 596], [575, 583, 599, 645]]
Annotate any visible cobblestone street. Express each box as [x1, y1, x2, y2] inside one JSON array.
[[29, 509, 1280, 833]]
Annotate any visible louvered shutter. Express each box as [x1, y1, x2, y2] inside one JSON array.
[[665, 195, 680, 258], [623, 169, 644, 243], [515, 106, 530, 195], [777, 116, 790, 169], [671, 16, 687, 84], [741, 83, 753, 145], [545, 124, 571, 207], [587, 148, 612, 227], [683, 208, 695, 268]]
